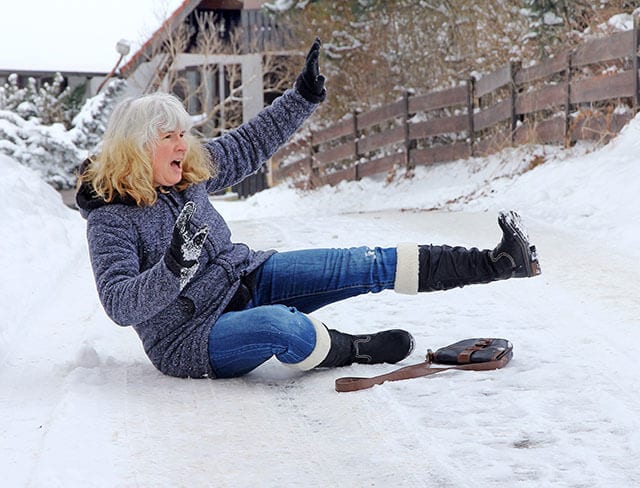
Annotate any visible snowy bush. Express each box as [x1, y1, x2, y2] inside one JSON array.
[[0, 78, 126, 189], [0, 73, 72, 126], [0, 113, 83, 189]]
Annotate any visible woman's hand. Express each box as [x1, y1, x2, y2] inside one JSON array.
[[295, 37, 326, 103], [164, 201, 208, 290]]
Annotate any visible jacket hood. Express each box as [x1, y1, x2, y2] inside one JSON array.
[[75, 158, 136, 217]]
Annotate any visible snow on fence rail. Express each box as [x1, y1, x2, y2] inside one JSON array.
[[271, 25, 640, 189]]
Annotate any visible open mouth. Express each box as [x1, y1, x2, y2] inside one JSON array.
[[171, 160, 182, 169]]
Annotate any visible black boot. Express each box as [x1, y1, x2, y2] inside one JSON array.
[[317, 328, 414, 368], [490, 209, 542, 278], [417, 210, 541, 292], [394, 210, 541, 294]]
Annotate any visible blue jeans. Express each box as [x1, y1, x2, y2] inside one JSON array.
[[208, 247, 397, 377]]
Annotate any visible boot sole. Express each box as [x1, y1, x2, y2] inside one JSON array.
[[499, 210, 542, 277]]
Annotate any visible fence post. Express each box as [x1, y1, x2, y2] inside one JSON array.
[[510, 61, 520, 144], [467, 78, 475, 157], [353, 110, 360, 181], [633, 17, 639, 114], [308, 130, 317, 187], [564, 52, 573, 147], [402, 90, 412, 172]]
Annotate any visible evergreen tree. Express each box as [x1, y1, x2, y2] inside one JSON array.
[[0, 78, 127, 189], [70, 78, 127, 155], [0, 72, 74, 126], [0, 74, 27, 112], [525, 0, 567, 53], [34, 73, 72, 125]]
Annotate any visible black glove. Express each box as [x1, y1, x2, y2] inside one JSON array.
[[164, 201, 209, 289], [295, 37, 326, 104]]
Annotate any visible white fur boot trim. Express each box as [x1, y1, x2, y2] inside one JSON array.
[[395, 242, 419, 295], [287, 315, 332, 371]]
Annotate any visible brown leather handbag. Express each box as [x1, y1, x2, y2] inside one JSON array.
[[335, 338, 513, 392]]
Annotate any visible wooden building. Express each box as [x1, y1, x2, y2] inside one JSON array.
[[120, 0, 291, 138]]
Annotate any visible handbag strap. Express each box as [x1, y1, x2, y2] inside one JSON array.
[[334, 353, 511, 393]]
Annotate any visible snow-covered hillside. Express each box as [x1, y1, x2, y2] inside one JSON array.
[[0, 112, 638, 486]]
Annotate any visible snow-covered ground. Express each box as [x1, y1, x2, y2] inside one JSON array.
[[1, 113, 639, 487]]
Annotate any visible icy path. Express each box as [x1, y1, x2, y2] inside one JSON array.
[[2, 209, 639, 487]]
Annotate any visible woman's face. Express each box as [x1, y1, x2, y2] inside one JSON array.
[[151, 130, 187, 187]]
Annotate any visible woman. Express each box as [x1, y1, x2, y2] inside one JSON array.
[[76, 39, 541, 379]]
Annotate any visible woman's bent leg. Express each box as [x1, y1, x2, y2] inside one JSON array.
[[208, 305, 330, 378], [208, 304, 412, 376]]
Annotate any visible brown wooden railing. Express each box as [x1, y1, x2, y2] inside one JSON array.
[[271, 25, 640, 189]]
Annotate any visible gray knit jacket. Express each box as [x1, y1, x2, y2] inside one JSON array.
[[77, 89, 317, 378]]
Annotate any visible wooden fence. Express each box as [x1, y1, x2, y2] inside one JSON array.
[[271, 26, 640, 189]]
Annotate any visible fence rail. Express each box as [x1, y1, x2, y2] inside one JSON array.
[[271, 23, 640, 189]]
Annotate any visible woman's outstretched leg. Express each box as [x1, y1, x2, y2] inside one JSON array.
[[248, 211, 540, 310]]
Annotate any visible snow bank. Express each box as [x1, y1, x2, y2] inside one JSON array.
[[457, 118, 640, 255], [0, 155, 85, 346]]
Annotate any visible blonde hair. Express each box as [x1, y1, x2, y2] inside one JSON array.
[[82, 92, 214, 206]]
